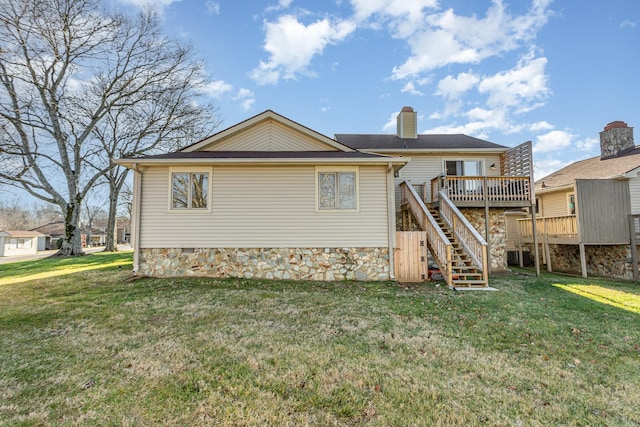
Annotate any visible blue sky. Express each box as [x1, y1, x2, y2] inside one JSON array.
[[78, 0, 640, 179]]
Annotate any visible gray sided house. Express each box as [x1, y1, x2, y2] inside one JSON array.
[[515, 121, 640, 280], [118, 108, 534, 288]]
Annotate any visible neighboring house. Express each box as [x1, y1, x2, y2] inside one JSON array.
[[0, 230, 45, 257], [515, 121, 640, 279], [117, 108, 534, 287]]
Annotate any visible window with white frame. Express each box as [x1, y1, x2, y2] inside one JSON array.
[[170, 171, 210, 210], [317, 168, 358, 210]]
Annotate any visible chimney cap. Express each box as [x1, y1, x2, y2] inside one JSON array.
[[604, 121, 628, 132], [400, 106, 414, 112]]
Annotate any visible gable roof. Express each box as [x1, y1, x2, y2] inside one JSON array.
[[536, 147, 640, 191], [335, 133, 507, 152], [0, 230, 44, 238], [183, 110, 354, 153]]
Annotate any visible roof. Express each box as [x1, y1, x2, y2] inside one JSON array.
[[183, 110, 354, 153], [116, 150, 409, 168], [334, 133, 507, 152], [536, 147, 640, 191], [0, 230, 45, 238]]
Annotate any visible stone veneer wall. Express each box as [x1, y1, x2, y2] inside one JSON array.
[[139, 247, 390, 281], [539, 244, 635, 280], [462, 208, 508, 271]]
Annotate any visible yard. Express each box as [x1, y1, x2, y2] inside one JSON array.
[[1, 253, 640, 426]]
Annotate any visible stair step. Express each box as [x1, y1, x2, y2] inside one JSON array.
[[452, 279, 487, 286]]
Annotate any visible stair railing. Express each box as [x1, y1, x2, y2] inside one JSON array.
[[438, 190, 489, 284], [400, 181, 453, 285]]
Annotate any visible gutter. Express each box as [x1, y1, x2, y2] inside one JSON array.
[[131, 163, 143, 274]]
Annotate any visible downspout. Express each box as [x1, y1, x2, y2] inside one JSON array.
[[387, 163, 397, 280], [131, 163, 143, 274]]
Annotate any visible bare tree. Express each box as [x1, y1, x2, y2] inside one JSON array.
[[0, 0, 218, 255]]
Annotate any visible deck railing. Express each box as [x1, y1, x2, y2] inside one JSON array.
[[400, 181, 453, 285], [517, 215, 578, 240], [438, 190, 489, 284], [431, 175, 531, 204]]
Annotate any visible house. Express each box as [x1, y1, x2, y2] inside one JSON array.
[[117, 110, 408, 281], [0, 230, 45, 257], [117, 108, 534, 287], [515, 121, 640, 279]]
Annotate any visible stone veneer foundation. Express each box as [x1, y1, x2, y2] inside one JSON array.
[[530, 243, 636, 280], [139, 247, 390, 281], [461, 208, 508, 271]]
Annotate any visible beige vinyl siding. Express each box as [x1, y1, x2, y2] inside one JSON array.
[[629, 176, 640, 214], [540, 189, 573, 217], [202, 121, 337, 152], [390, 153, 502, 206], [139, 165, 389, 248], [505, 212, 526, 251]]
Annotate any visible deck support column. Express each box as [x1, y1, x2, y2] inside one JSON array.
[[629, 215, 638, 281], [530, 204, 540, 277], [484, 177, 491, 273], [579, 243, 587, 278]]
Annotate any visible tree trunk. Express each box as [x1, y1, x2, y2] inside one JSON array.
[[104, 188, 120, 252], [59, 201, 84, 256]]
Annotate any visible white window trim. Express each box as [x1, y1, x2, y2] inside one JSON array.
[[315, 166, 360, 213], [167, 166, 213, 213], [442, 159, 485, 176]]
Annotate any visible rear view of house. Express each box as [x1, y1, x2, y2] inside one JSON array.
[[118, 107, 534, 287]]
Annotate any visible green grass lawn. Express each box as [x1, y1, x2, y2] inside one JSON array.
[[1, 253, 640, 426]]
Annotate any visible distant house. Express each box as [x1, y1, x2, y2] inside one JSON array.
[[515, 121, 640, 279], [117, 108, 534, 287], [0, 230, 45, 256]]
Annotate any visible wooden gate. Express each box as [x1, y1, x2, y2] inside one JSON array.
[[394, 231, 428, 282]]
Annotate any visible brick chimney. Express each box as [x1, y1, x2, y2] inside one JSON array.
[[397, 106, 417, 139], [600, 121, 634, 159]]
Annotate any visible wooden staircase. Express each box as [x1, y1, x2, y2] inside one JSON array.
[[399, 180, 489, 288], [427, 206, 487, 287]]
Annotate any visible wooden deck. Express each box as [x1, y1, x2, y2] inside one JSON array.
[[430, 175, 531, 208], [517, 215, 579, 244]]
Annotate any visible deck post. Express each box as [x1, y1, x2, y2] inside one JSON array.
[[579, 243, 587, 278], [530, 204, 540, 277], [484, 176, 491, 273], [629, 215, 638, 281]]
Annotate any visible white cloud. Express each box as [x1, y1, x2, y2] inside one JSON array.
[[478, 54, 549, 110], [435, 71, 480, 100], [391, 0, 552, 79], [201, 80, 232, 98], [533, 130, 575, 153], [576, 137, 599, 153], [529, 121, 553, 132], [205, 1, 220, 15], [401, 81, 424, 96], [534, 158, 569, 181], [267, 0, 294, 12], [234, 88, 255, 112], [350, 0, 438, 37], [250, 15, 356, 85], [114, 0, 182, 12], [382, 111, 398, 133], [620, 20, 637, 29]]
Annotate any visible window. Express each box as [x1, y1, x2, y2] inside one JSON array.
[[317, 169, 357, 210], [567, 193, 576, 215], [171, 171, 209, 210], [17, 238, 31, 249], [444, 160, 482, 176]]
